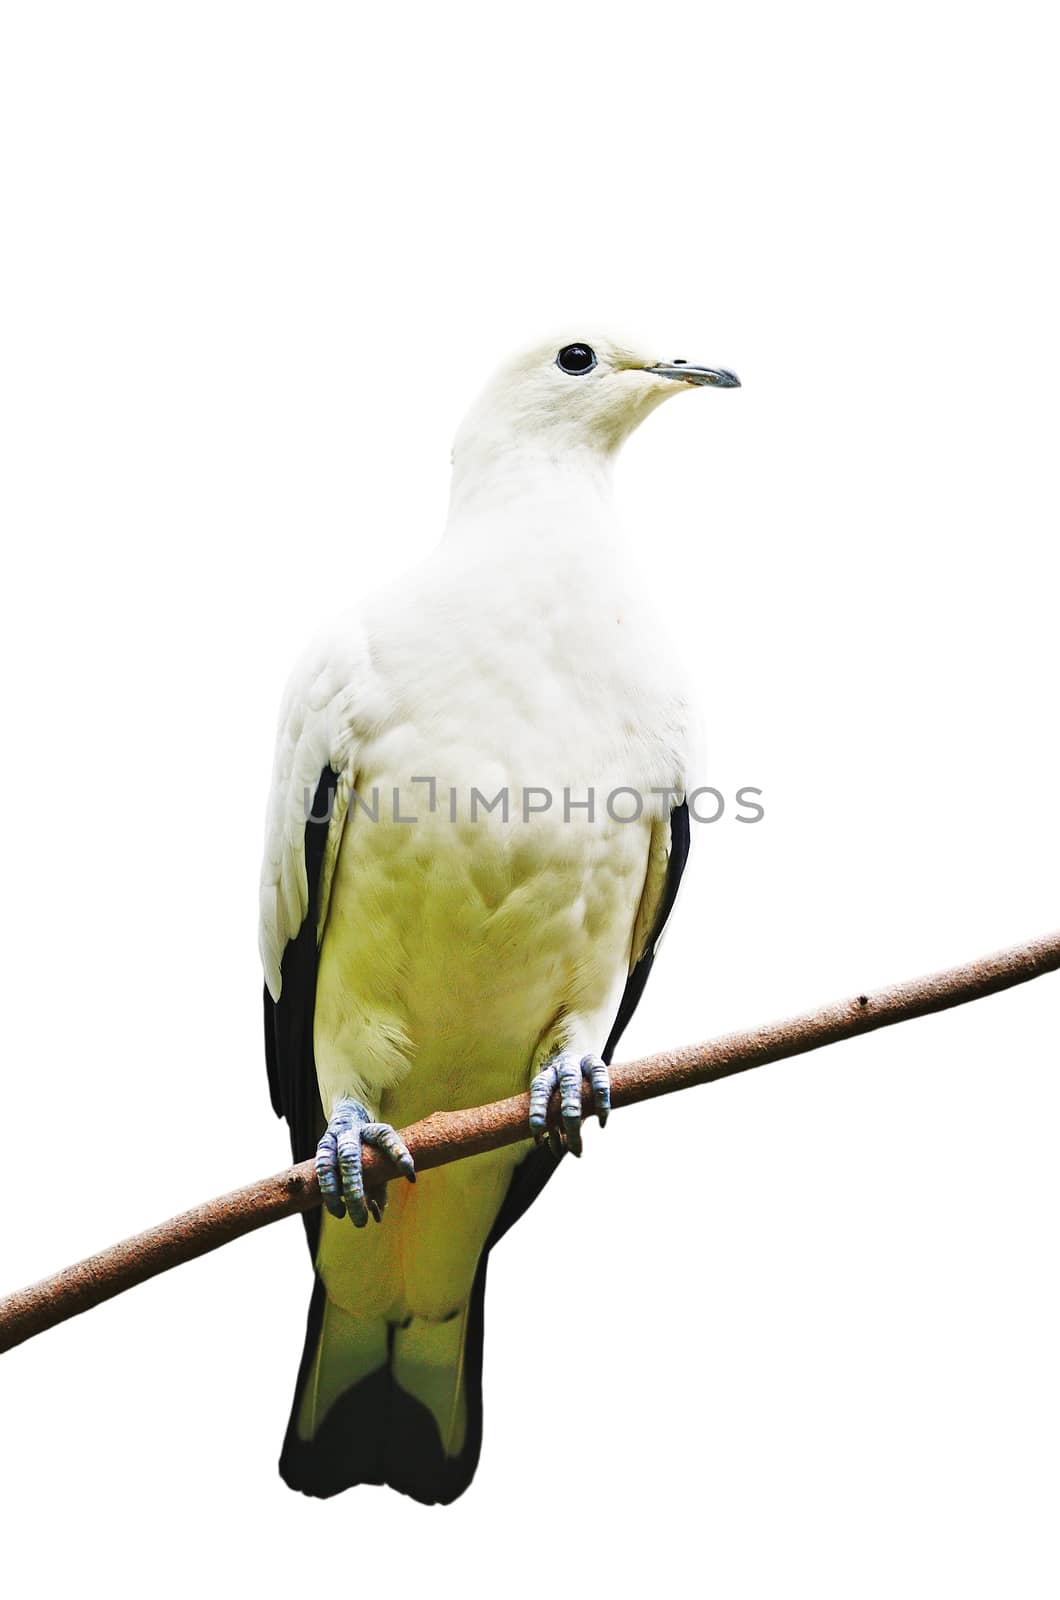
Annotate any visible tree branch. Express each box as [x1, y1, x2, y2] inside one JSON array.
[[2, 930, 1057, 1355]]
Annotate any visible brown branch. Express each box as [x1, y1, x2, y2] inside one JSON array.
[[2, 930, 1058, 1355]]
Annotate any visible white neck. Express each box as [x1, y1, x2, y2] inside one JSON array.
[[445, 435, 619, 552]]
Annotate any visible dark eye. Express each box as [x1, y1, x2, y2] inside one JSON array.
[[556, 343, 597, 375]]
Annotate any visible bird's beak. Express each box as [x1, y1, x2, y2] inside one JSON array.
[[643, 362, 741, 388]]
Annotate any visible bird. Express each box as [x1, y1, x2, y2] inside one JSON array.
[[259, 332, 740, 1503]]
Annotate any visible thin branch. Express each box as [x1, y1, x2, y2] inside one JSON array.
[[2, 930, 1058, 1355]]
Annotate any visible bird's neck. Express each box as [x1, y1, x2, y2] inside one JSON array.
[[444, 439, 619, 554]]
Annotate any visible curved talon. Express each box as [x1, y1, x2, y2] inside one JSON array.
[[315, 1099, 416, 1228], [528, 1049, 611, 1157]]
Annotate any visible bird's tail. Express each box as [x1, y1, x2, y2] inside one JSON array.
[[278, 1271, 485, 1505]]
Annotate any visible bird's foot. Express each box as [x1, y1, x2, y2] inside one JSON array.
[[315, 1099, 416, 1228], [528, 1051, 610, 1157]]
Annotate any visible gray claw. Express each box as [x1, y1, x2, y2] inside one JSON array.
[[315, 1099, 415, 1228], [528, 1049, 611, 1157]]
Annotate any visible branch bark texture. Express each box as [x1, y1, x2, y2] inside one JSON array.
[[2, 930, 1057, 1355]]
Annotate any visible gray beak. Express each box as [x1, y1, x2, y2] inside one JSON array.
[[645, 361, 741, 388]]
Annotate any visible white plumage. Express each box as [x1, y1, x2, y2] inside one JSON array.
[[258, 331, 738, 1502]]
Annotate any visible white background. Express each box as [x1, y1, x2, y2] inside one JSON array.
[[1, 4, 1057, 1596]]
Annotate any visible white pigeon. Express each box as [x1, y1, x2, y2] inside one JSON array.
[[259, 332, 740, 1503]]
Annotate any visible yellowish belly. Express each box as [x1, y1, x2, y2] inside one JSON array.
[[313, 796, 649, 1120], [310, 769, 650, 1325]]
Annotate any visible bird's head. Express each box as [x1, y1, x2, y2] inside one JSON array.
[[451, 332, 740, 480]]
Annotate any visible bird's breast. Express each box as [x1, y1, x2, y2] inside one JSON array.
[[312, 554, 690, 1118], [315, 724, 662, 1120]]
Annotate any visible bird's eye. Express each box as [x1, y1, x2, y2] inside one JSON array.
[[556, 343, 597, 375]]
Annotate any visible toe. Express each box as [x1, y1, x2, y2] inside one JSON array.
[[315, 1129, 347, 1219], [581, 1052, 610, 1127], [361, 1122, 417, 1184], [336, 1126, 369, 1228], [528, 1062, 558, 1139], [557, 1052, 584, 1156]]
